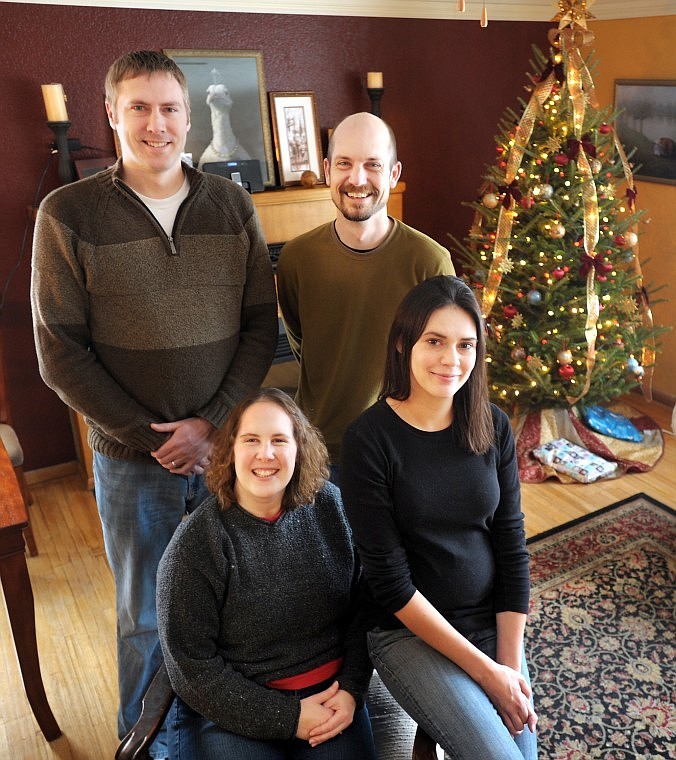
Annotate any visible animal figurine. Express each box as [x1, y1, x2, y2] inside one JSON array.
[[198, 69, 251, 169]]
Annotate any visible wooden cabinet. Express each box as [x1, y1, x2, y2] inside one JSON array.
[[72, 183, 406, 488], [253, 182, 405, 242]]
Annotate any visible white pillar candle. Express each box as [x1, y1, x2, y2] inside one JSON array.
[[367, 71, 383, 89], [42, 83, 69, 122]]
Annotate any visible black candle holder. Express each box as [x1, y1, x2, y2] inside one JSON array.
[[367, 87, 384, 118], [47, 120, 75, 184]]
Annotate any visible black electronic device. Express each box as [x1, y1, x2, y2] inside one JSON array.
[[201, 159, 264, 193]]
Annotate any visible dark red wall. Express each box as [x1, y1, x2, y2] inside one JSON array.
[[0, 2, 547, 469]]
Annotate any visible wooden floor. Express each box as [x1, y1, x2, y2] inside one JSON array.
[[1, 394, 673, 760]]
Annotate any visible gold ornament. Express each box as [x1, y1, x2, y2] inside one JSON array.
[[482, 192, 500, 209], [527, 356, 544, 372], [300, 170, 319, 188], [498, 257, 514, 274], [624, 231, 638, 247], [549, 222, 566, 239]]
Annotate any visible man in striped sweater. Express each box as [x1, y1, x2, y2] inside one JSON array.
[[30, 50, 277, 759]]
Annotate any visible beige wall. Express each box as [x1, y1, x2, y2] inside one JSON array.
[[591, 16, 676, 401]]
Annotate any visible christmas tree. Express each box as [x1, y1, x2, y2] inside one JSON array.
[[451, 0, 667, 416]]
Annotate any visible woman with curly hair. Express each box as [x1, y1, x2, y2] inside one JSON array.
[[157, 388, 376, 760]]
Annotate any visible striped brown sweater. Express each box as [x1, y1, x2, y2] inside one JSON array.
[[31, 161, 278, 460]]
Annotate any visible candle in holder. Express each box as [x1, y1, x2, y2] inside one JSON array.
[[367, 71, 383, 89], [42, 83, 69, 122]]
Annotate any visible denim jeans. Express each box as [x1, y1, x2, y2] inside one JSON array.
[[368, 627, 537, 760], [168, 682, 378, 760], [94, 452, 210, 759]]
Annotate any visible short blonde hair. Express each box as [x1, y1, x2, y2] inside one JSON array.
[[105, 50, 190, 117]]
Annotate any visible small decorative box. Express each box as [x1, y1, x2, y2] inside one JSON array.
[[532, 438, 618, 483]]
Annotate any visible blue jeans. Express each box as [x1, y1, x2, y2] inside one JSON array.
[[94, 453, 210, 759], [168, 682, 378, 760], [368, 627, 537, 760]]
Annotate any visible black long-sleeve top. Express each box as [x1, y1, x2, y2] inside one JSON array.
[[340, 399, 530, 636]]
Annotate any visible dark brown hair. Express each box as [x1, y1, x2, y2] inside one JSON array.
[[105, 50, 190, 117], [206, 388, 329, 511], [380, 275, 494, 455]]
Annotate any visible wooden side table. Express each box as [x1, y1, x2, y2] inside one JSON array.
[[0, 439, 61, 740]]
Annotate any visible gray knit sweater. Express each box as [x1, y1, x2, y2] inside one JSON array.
[[156, 483, 373, 740], [31, 161, 278, 459]]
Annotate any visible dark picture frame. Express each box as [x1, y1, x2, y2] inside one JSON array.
[[74, 156, 117, 179], [269, 91, 324, 186], [614, 79, 676, 185], [164, 49, 275, 186]]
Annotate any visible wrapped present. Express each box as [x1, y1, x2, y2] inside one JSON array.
[[532, 438, 618, 483], [580, 405, 644, 442]]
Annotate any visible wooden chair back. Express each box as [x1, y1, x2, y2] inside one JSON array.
[[0, 325, 38, 555]]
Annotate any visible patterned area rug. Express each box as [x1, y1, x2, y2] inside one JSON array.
[[513, 402, 664, 483], [526, 493, 675, 758]]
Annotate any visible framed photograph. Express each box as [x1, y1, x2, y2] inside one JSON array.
[[164, 49, 275, 186], [269, 91, 324, 186], [614, 79, 676, 185], [74, 156, 116, 179]]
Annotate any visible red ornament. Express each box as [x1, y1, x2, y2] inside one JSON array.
[[558, 364, 575, 379], [520, 195, 535, 209], [599, 123, 611, 134], [554, 153, 569, 166], [614, 233, 626, 246], [552, 267, 566, 279], [503, 304, 518, 319]]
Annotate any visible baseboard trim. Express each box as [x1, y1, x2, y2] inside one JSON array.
[[648, 388, 676, 408], [26, 460, 79, 485]]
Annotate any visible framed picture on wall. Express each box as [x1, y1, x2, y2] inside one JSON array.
[[269, 91, 324, 186], [164, 49, 275, 186], [614, 79, 676, 185], [74, 156, 116, 179]]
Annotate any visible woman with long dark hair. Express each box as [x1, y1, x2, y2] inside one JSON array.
[[341, 276, 537, 759]]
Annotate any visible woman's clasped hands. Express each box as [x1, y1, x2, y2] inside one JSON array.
[[297, 681, 357, 747]]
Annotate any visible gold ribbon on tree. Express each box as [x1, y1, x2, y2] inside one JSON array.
[[480, 72, 559, 318], [611, 129, 655, 400], [556, 22, 601, 405], [482, 1, 599, 321]]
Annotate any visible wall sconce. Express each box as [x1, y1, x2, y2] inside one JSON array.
[[41, 83, 76, 184], [366, 72, 384, 118]]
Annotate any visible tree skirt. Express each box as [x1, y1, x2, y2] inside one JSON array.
[[526, 494, 675, 758], [513, 401, 664, 483]]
